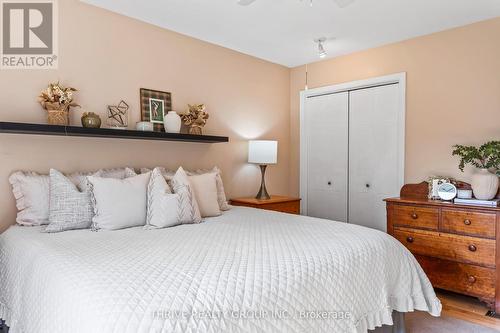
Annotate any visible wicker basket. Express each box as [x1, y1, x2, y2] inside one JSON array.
[[47, 109, 69, 126], [188, 125, 203, 135]]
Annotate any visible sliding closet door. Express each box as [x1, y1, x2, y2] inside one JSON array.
[[303, 92, 349, 222], [348, 84, 402, 231]]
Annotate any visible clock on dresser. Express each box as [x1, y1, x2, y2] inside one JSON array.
[[385, 181, 500, 313]]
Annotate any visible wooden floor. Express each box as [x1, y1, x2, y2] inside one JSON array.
[[437, 289, 500, 331]]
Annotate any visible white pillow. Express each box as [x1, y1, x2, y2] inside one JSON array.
[[9, 171, 51, 226], [146, 168, 180, 229], [44, 169, 96, 233], [188, 173, 221, 218], [171, 167, 202, 224], [9, 167, 137, 226], [88, 172, 151, 231], [187, 167, 230, 211]]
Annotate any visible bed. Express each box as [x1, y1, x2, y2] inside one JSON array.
[[0, 206, 441, 333]]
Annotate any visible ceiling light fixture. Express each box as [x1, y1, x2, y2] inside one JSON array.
[[315, 38, 327, 58]]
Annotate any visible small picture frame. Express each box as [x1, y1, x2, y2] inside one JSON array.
[[149, 98, 165, 124], [428, 176, 452, 200], [140, 88, 172, 131]]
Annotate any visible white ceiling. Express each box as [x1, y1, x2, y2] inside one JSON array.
[[82, 0, 500, 67]]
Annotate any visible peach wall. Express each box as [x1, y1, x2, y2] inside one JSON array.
[[290, 18, 500, 196], [0, 0, 291, 231]]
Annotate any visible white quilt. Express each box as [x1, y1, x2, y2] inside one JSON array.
[[0, 206, 440, 333]]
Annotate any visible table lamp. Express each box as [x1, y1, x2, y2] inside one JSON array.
[[248, 140, 278, 200]]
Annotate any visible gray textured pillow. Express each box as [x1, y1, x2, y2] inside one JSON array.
[[44, 169, 94, 233], [171, 167, 202, 224], [101, 167, 137, 179]]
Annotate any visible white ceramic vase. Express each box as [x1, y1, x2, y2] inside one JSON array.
[[471, 168, 499, 200], [163, 111, 181, 133]]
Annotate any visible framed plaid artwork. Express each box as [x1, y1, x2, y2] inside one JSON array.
[[140, 88, 172, 132]]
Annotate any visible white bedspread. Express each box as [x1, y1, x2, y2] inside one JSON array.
[[0, 206, 440, 333]]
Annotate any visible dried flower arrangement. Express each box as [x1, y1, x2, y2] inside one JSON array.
[[38, 82, 79, 125], [181, 104, 209, 135]]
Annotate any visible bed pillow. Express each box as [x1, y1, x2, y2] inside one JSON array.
[[171, 167, 202, 224], [146, 168, 180, 229], [9, 171, 51, 226], [188, 172, 221, 218], [141, 167, 175, 181], [9, 167, 136, 226], [44, 169, 96, 233], [100, 167, 137, 179], [187, 167, 230, 211], [143, 166, 230, 211], [88, 172, 151, 231]]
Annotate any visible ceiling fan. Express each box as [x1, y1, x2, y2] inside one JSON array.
[[237, 0, 355, 8]]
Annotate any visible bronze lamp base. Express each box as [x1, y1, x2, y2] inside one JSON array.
[[256, 165, 271, 200]]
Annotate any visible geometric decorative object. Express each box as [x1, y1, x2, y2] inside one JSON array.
[[107, 100, 129, 129]]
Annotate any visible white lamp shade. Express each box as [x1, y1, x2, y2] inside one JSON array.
[[248, 140, 278, 165]]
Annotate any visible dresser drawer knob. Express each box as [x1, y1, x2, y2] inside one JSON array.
[[406, 236, 414, 243], [464, 219, 472, 226], [468, 275, 477, 284], [411, 213, 418, 220], [468, 244, 477, 252]]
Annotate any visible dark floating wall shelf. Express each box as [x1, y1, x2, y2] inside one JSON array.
[[0, 122, 229, 144]]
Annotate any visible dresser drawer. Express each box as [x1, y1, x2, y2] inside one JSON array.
[[441, 209, 496, 239], [415, 255, 495, 301], [394, 227, 496, 267], [392, 205, 439, 230]]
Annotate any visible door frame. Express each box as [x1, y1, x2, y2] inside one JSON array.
[[299, 72, 406, 216]]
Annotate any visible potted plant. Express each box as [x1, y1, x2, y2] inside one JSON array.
[[38, 82, 79, 126], [452, 141, 500, 200]]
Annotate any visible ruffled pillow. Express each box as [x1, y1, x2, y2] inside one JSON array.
[[9, 167, 137, 226]]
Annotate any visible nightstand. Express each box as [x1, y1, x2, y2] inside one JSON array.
[[230, 196, 301, 215]]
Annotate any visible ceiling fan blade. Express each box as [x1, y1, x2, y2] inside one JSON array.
[[237, 0, 257, 6], [333, 0, 355, 8]]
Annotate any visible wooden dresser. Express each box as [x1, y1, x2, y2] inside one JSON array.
[[385, 182, 500, 312], [230, 196, 301, 215]]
